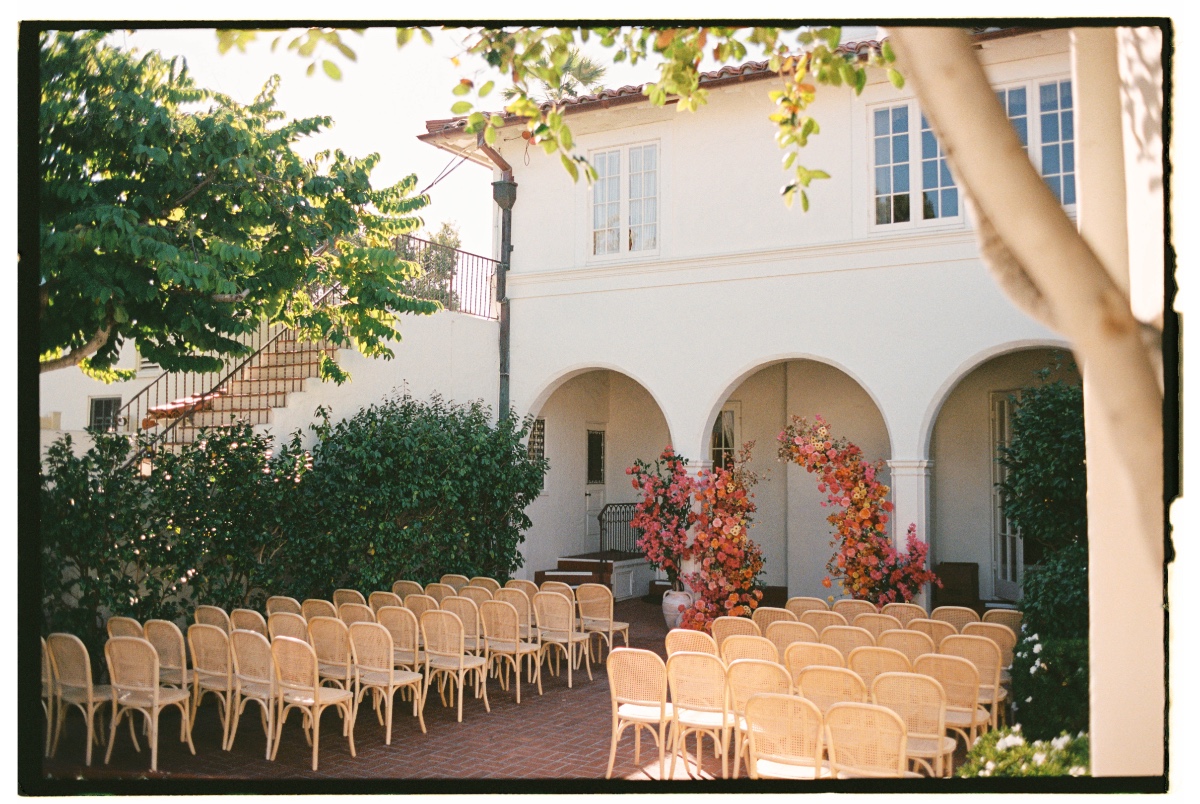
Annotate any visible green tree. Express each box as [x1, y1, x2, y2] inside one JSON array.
[[395, 221, 462, 312], [501, 47, 607, 103], [39, 31, 438, 382]]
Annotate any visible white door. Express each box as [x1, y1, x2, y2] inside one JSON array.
[[585, 427, 606, 553], [991, 392, 1023, 600]]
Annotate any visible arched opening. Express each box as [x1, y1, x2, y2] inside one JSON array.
[[928, 346, 1079, 602], [706, 359, 891, 600], [520, 368, 671, 600]]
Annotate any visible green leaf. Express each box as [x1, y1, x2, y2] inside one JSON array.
[[887, 68, 905, 89], [560, 153, 579, 182], [882, 40, 896, 63], [450, 101, 473, 115], [452, 82, 472, 96], [418, 28, 433, 45], [478, 80, 495, 97], [800, 190, 809, 212], [321, 60, 342, 80]]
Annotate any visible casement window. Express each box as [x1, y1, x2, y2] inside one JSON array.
[[871, 102, 960, 228], [586, 429, 606, 485], [89, 397, 122, 432], [528, 418, 546, 462], [996, 78, 1076, 206], [590, 142, 658, 257], [710, 402, 741, 470]]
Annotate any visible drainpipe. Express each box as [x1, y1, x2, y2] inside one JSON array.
[[477, 132, 516, 420]]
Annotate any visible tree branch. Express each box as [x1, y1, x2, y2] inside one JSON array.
[[142, 173, 217, 225], [40, 315, 116, 373]]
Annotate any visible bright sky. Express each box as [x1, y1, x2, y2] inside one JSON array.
[[114, 26, 661, 258]]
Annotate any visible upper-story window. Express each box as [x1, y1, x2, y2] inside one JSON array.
[[871, 103, 959, 229], [591, 142, 658, 257], [995, 79, 1076, 207]]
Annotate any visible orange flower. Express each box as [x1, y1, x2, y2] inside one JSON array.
[[821, 576, 833, 588]]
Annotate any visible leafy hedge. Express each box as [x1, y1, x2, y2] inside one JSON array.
[[40, 394, 546, 672], [957, 725, 1089, 777]]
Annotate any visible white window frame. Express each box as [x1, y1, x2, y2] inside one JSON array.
[[867, 99, 964, 234], [993, 74, 1077, 215], [586, 139, 661, 262], [88, 396, 122, 432], [710, 400, 742, 470]]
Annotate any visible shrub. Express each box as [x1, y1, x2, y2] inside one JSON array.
[[957, 725, 1089, 777]]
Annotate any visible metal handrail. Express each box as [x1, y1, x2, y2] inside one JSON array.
[[598, 502, 641, 554]]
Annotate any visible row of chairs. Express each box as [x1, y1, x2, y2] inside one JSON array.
[[782, 598, 1022, 635], [607, 648, 977, 780]]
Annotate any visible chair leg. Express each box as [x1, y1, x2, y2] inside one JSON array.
[[605, 715, 622, 779], [456, 672, 464, 723], [150, 709, 160, 772], [310, 705, 321, 771]]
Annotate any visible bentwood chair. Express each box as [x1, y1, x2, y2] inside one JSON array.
[[832, 599, 877, 622], [458, 585, 494, 608], [931, 605, 981, 632], [725, 659, 792, 778], [265, 596, 302, 616], [848, 645, 912, 691], [764, 621, 819, 662], [743, 693, 830, 779], [231, 609, 268, 636], [104, 636, 195, 772], [47, 633, 112, 766], [420, 609, 490, 722], [424, 583, 455, 604], [871, 671, 955, 777], [106, 616, 144, 639], [533, 592, 592, 688], [391, 580, 424, 600], [442, 596, 485, 657], [820, 625, 876, 659], [665, 651, 733, 779], [605, 648, 672, 779], [914, 653, 989, 750], [854, 613, 904, 641], [308, 616, 355, 692], [785, 596, 830, 618], [480, 599, 542, 703], [751, 606, 797, 633], [908, 618, 957, 648], [194, 605, 232, 634], [404, 594, 440, 621], [271, 636, 356, 771], [711, 616, 760, 653], [962, 622, 1017, 683], [468, 576, 502, 594], [144, 619, 193, 693], [825, 702, 919, 778], [878, 629, 937, 666], [228, 629, 277, 759], [368, 591, 403, 613], [982, 608, 1023, 639], [188, 623, 235, 750], [577, 583, 630, 661], [494, 588, 538, 642], [439, 574, 471, 592], [783, 641, 846, 686], [42, 637, 56, 757], [940, 635, 1007, 731], [881, 602, 927, 627], [800, 610, 848, 636], [301, 599, 337, 621], [720, 634, 780, 665], [376, 605, 425, 673], [267, 611, 309, 643], [349, 621, 425, 743], [665, 628, 719, 657], [338, 603, 377, 626], [794, 665, 868, 715], [332, 589, 367, 609]]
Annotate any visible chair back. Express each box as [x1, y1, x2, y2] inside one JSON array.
[[458, 586, 493, 607], [272, 635, 320, 696], [494, 588, 534, 630], [424, 583, 455, 604], [825, 702, 909, 778], [144, 619, 188, 679], [391, 580, 424, 599], [349, 621, 394, 676], [832, 599, 877, 621], [800, 609, 848, 635], [376, 606, 421, 654], [665, 651, 728, 716], [821, 625, 876, 658], [265, 596, 302, 616], [871, 671, 947, 747], [854, 613, 904, 641], [369, 591, 403, 613], [795, 665, 868, 713], [914, 654, 981, 716], [533, 591, 575, 637], [577, 583, 614, 624], [332, 589, 366, 609], [420, 609, 466, 666], [726, 658, 791, 718], [877, 629, 936, 665], [195, 605, 232, 633], [230, 629, 274, 689], [908, 618, 957, 647], [721, 634, 780, 665], [404, 594, 440, 619], [711, 615, 760, 651], [982, 608, 1023, 638], [105, 636, 161, 700], [785, 596, 830, 618], [439, 574, 471, 592], [881, 602, 927, 627], [505, 579, 540, 607], [940, 634, 1002, 691], [47, 632, 93, 690], [751, 606, 797, 632], [106, 616, 144, 639], [764, 621, 819, 660], [608, 648, 667, 711], [962, 622, 1017, 668], [931, 605, 981, 631], [267, 611, 309, 643], [664, 628, 718, 657], [188, 623, 232, 687], [480, 600, 522, 645], [848, 646, 912, 690], [42, 636, 55, 696], [743, 693, 824, 778], [301, 599, 337, 621], [307, 616, 352, 674], [468, 577, 502, 594], [783, 641, 846, 685], [230, 608, 267, 636], [539, 581, 575, 604], [442, 596, 482, 642], [338, 602, 376, 625]]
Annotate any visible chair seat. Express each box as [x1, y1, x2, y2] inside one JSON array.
[[755, 758, 833, 779], [427, 654, 487, 671], [394, 648, 424, 666], [617, 702, 674, 723], [160, 668, 192, 686], [946, 706, 990, 730], [582, 618, 629, 632], [195, 673, 234, 692], [979, 686, 1009, 705], [676, 707, 732, 730], [116, 686, 191, 708], [235, 679, 274, 700], [908, 734, 957, 759], [836, 769, 924, 779], [281, 685, 353, 707], [318, 662, 353, 680], [518, 625, 538, 640], [540, 631, 589, 645], [486, 639, 539, 656], [59, 683, 113, 706], [358, 667, 422, 687]]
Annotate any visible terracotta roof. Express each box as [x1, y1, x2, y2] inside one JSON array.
[[421, 39, 884, 138]]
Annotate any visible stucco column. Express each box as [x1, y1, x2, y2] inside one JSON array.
[[886, 459, 933, 609]]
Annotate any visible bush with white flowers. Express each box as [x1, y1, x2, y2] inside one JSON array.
[[957, 724, 1089, 778]]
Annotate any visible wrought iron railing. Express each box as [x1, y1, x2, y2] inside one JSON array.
[[393, 235, 498, 320], [599, 502, 641, 554]]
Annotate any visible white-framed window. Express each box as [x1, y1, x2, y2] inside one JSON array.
[[590, 141, 659, 258], [710, 401, 741, 470], [870, 102, 961, 229], [89, 396, 122, 432], [995, 78, 1076, 208]]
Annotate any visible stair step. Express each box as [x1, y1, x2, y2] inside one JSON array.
[[257, 350, 328, 367], [182, 408, 272, 428], [246, 364, 323, 380], [556, 558, 614, 573]]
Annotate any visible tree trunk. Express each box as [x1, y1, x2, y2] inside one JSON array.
[[886, 27, 1164, 776]]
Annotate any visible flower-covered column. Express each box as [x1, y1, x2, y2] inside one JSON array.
[[886, 459, 933, 607], [678, 460, 712, 580]]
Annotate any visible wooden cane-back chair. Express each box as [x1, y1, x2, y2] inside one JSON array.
[[931, 605, 980, 632], [820, 625, 876, 659], [194, 605, 232, 634], [721, 634, 781, 665], [665, 651, 733, 779], [832, 599, 877, 622], [104, 636, 195, 772], [665, 628, 718, 657], [301, 599, 337, 621], [743, 693, 830, 779], [391, 580, 424, 600], [783, 641, 846, 686], [348, 620, 425, 743], [480, 599, 542, 704], [785, 596, 830, 619], [881, 602, 927, 627], [271, 635, 356, 770], [332, 589, 367, 609], [265, 596, 302, 616], [913, 653, 989, 750], [908, 618, 956, 648], [854, 613, 905, 641], [871, 671, 955, 777], [825, 702, 917, 778], [751, 606, 797, 633], [439, 574, 470, 592], [878, 629, 937, 666], [187, 623, 235, 750], [848, 646, 912, 691], [794, 665, 868, 715], [605, 648, 671, 780], [230, 608, 268, 636], [420, 609, 490, 722], [47, 633, 111, 766], [725, 659, 792, 778], [764, 621, 819, 663], [376, 605, 424, 672], [800, 609, 848, 636], [228, 629, 276, 759], [267, 611, 309, 643], [711, 616, 760, 653], [368, 591, 402, 613]]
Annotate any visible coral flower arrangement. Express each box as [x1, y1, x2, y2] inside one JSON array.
[[778, 415, 939, 604]]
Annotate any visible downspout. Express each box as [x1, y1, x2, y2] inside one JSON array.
[[477, 132, 516, 420]]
